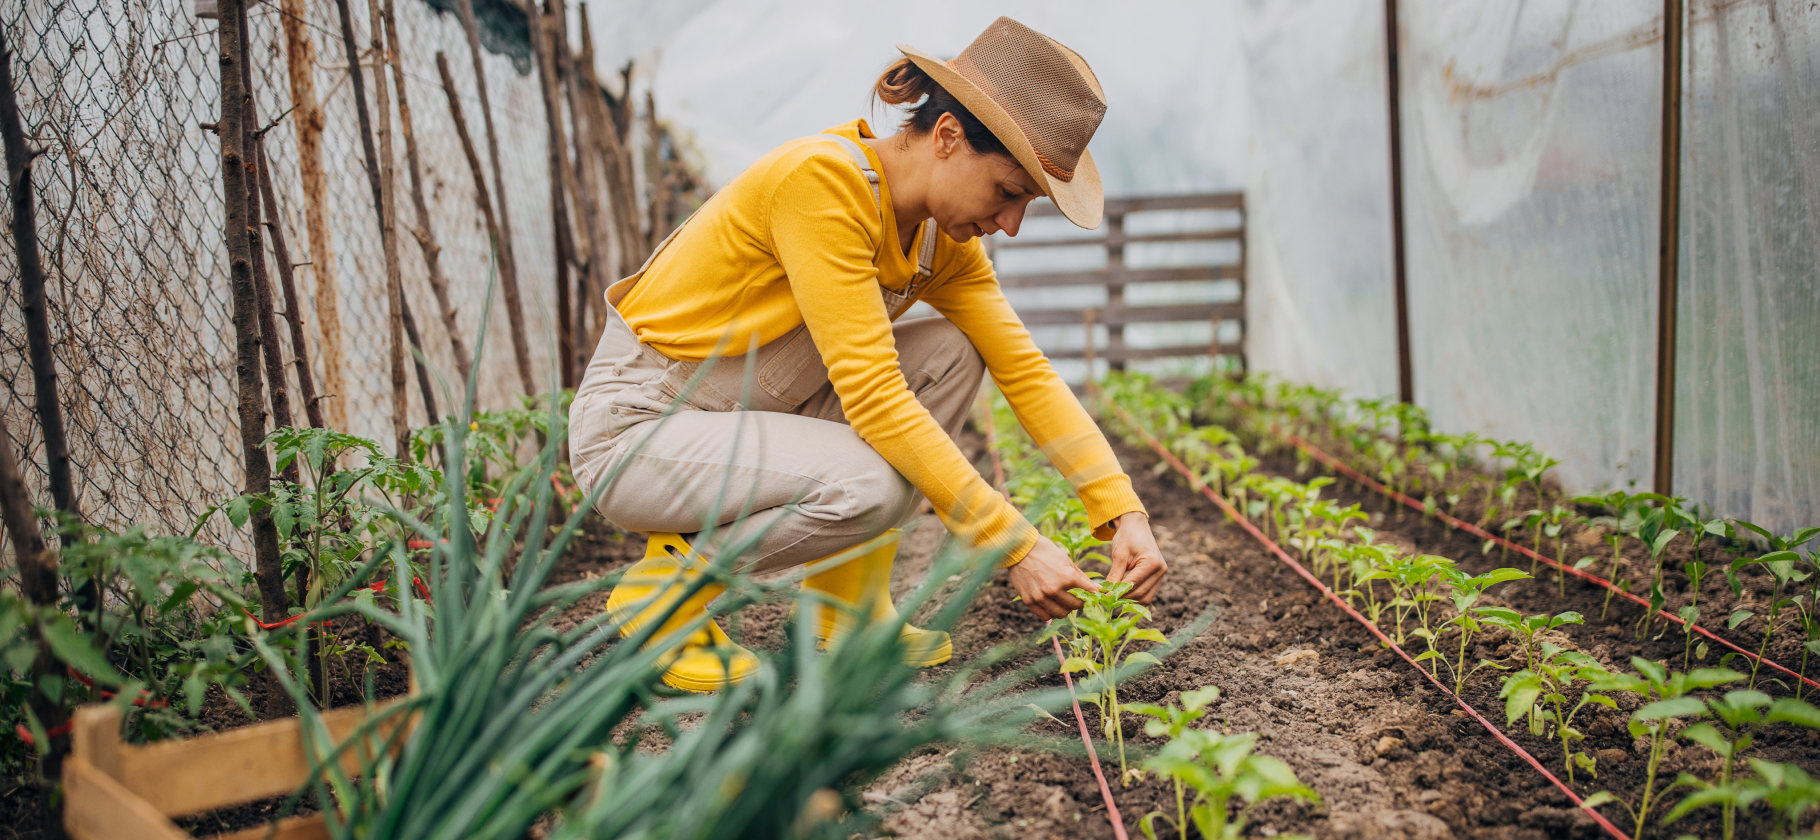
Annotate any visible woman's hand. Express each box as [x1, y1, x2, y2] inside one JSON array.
[[1106, 511, 1167, 604], [1006, 536, 1099, 620]]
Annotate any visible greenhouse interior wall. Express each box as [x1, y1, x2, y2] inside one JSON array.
[[635, 0, 1816, 535], [2, 0, 1813, 545]]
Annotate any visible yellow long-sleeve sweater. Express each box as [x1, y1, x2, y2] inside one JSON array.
[[616, 119, 1144, 562]]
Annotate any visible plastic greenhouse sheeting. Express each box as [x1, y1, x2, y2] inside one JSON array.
[[1675, 0, 1820, 536]]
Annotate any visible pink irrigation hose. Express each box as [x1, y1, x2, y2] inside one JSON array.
[[1052, 635, 1131, 840], [1113, 405, 1631, 840], [1279, 430, 1820, 695]]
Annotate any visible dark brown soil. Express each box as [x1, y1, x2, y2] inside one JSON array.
[[859, 433, 1819, 840]]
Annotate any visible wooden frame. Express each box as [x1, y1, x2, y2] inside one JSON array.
[[63, 700, 406, 840], [992, 193, 1246, 373]]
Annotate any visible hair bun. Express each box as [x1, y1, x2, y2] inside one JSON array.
[[874, 57, 937, 107]]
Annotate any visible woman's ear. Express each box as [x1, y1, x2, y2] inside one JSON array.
[[931, 112, 965, 160]]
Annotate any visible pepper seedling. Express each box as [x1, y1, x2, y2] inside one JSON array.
[[1475, 608, 1583, 673], [1059, 579, 1167, 784], [1436, 566, 1529, 694], [1663, 692, 1820, 839], [1581, 659, 1745, 839], [1138, 728, 1321, 840], [1129, 685, 1221, 839], [1497, 643, 1615, 783], [1725, 548, 1813, 690]]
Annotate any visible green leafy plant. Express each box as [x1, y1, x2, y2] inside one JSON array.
[[1725, 548, 1815, 691], [1583, 659, 1745, 840], [1436, 567, 1528, 694], [1059, 579, 1167, 783], [1665, 692, 1820, 839], [1497, 643, 1615, 782], [1665, 757, 1820, 840], [1130, 685, 1222, 839], [1475, 608, 1583, 672], [1139, 728, 1321, 840]]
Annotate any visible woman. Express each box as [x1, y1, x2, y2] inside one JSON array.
[[569, 17, 1167, 692]]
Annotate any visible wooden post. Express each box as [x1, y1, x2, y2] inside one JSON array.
[[453, 0, 537, 396], [643, 89, 674, 248], [0, 27, 79, 520], [528, 3, 580, 391], [1082, 308, 1098, 397], [1105, 212, 1126, 371], [216, 0, 292, 666], [279, 0, 350, 432], [585, 56, 646, 279], [254, 142, 325, 430], [1652, 0, 1684, 497], [557, 0, 612, 384], [362, 0, 411, 459], [235, 8, 298, 484], [437, 51, 511, 342], [1384, 0, 1415, 405], [381, 0, 473, 386], [0, 425, 67, 836]]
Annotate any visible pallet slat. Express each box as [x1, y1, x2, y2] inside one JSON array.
[[997, 265, 1242, 289], [994, 227, 1243, 249], [63, 757, 194, 840], [1046, 343, 1244, 362], [1017, 303, 1243, 327]]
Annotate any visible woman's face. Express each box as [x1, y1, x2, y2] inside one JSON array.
[[923, 113, 1042, 242]]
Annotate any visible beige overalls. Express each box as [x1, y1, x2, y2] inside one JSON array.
[[568, 136, 987, 573]]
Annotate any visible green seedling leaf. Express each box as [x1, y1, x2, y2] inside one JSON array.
[[1634, 697, 1708, 721], [1580, 791, 1617, 809], [1767, 698, 1820, 729]]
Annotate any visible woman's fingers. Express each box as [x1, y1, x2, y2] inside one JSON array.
[[1106, 512, 1168, 604], [1008, 537, 1094, 619]]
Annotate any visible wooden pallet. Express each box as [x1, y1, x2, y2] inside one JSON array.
[[62, 699, 407, 839], [992, 193, 1246, 373]]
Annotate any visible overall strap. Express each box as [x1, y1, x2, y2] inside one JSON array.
[[821, 135, 938, 284]]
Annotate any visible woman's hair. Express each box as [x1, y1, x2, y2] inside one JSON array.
[[873, 57, 1012, 159]]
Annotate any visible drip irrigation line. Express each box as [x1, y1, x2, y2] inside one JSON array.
[[1051, 635, 1130, 840], [1110, 404, 1630, 840], [1278, 429, 1820, 695]]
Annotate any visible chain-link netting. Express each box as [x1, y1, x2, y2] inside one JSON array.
[[2, 0, 617, 550]]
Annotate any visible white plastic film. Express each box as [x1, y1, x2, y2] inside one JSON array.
[[1399, 0, 1664, 494], [1674, 0, 1820, 534]]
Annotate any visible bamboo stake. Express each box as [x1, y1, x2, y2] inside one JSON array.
[[554, 0, 610, 383], [217, 0, 293, 669], [255, 142, 325, 431], [436, 50, 510, 315], [1, 27, 77, 521], [0, 423, 66, 834], [279, 0, 350, 432], [452, 0, 536, 395], [528, 4, 580, 389], [643, 89, 674, 247], [363, 0, 410, 459], [236, 9, 298, 484], [381, 0, 472, 385], [582, 54, 644, 280]]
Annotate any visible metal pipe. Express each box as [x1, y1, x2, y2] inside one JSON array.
[[1653, 0, 1685, 497], [1385, 0, 1414, 405]]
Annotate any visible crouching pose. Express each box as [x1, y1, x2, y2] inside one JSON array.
[[568, 17, 1167, 692]]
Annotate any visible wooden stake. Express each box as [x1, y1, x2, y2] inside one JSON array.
[[0, 424, 67, 835], [437, 50, 509, 317], [643, 89, 675, 247], [452, 0, 537, 396], [362, 0, 410, 459], [582, 54, 645, 280], [555, 0, 611, 382], [216, 0, 292, 665], [236, 8, 298, 484], [254, 142, 325, 431], [528, 4, 580, 390], [381, 0, 473, 385], [279, 0, 350, 432]]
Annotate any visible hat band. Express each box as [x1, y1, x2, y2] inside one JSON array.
[[1034, 151, 1074, 182]]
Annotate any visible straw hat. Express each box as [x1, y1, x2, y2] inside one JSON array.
[[898, 17, 1108, 229]]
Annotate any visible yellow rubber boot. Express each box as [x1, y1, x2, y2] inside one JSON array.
[[606, 533, 759, 693], [800, 530, 952, 667]]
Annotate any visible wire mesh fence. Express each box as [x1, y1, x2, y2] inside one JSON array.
[[1, 0, 656, 551]]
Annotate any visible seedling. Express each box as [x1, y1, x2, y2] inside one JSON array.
[[1663, 758, 1820, 839], [1725, 549, 1814, 690], [1436, 566, 1529, 693], [1498, 643, 1615, 783], [1583, 659, 1745, 840], [1129, 685, 1221, 838], [1475, 608, 1582, 672], [1360, 553, 1452, 648], [1139, 728, 1321, 840], [1664, 692, 1820, 839], [1060, 580, 1167, 783]]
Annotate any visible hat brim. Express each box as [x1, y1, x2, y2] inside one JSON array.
[[897, 43, 1103, 230]]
